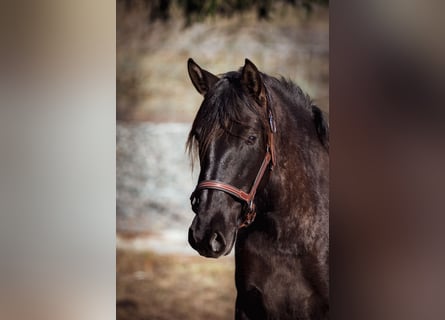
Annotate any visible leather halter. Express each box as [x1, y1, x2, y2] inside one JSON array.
[[190, 110, 277, 229]]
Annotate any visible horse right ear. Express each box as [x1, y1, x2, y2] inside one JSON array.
[[187, 58, 219, 96], [240, 59, 267, 108]]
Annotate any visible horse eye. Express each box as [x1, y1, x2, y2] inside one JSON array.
[[246, 135, 257, 145]]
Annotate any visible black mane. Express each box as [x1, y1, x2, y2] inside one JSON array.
[[266, 76, 329, 150], [186, 71, 329, 167]]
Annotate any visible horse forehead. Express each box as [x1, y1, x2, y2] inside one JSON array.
[[214, 72, 241, 90], [221, 71, 239, 80]]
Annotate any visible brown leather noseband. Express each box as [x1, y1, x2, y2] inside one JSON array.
[[190, 111, 276, 229]]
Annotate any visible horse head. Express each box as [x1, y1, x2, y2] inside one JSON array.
[[186, 58, 275, 258]]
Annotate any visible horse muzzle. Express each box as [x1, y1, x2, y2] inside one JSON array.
[[188, 218, 235, 258]]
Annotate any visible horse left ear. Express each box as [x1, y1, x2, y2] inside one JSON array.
[[187, 58, 219, 96], [241, 59, 267, 107]]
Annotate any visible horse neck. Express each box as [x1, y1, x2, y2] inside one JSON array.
[[260, 99, 329, 225], [254, 121, 328, 252], [246, 81, 329, 257]]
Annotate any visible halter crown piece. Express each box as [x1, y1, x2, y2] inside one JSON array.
[[190, 107, 277, 229]]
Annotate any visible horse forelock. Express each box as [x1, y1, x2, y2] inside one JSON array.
[[186, 72, 268, 168]]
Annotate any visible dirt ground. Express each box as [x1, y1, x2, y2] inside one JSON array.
[[117, 249, 236, 320]]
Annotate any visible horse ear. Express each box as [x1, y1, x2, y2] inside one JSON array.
[[241, 59, 267, 107], [187, 58, 219, 96]]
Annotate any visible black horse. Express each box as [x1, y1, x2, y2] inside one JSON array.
[[186, 58, 329, 320]]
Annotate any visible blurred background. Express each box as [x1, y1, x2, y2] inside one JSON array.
[[2, 1, 444, 320], [116, 1, 328, 319]]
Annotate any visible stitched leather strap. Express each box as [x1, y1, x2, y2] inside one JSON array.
[[190, 108, 277, 228], [192, 151, 272, 228]]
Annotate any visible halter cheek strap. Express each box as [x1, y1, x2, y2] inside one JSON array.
[[190, 110, 276, 229]]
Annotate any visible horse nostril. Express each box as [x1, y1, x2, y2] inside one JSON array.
[[188, 228, 196, 247], [209, 232, 226, 253]]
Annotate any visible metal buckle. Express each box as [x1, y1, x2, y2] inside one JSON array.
[[248, 200, 254, 211], [269, 111, 276, 133]]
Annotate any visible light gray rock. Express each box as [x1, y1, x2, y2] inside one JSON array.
[[117, 122, 198, 234]]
